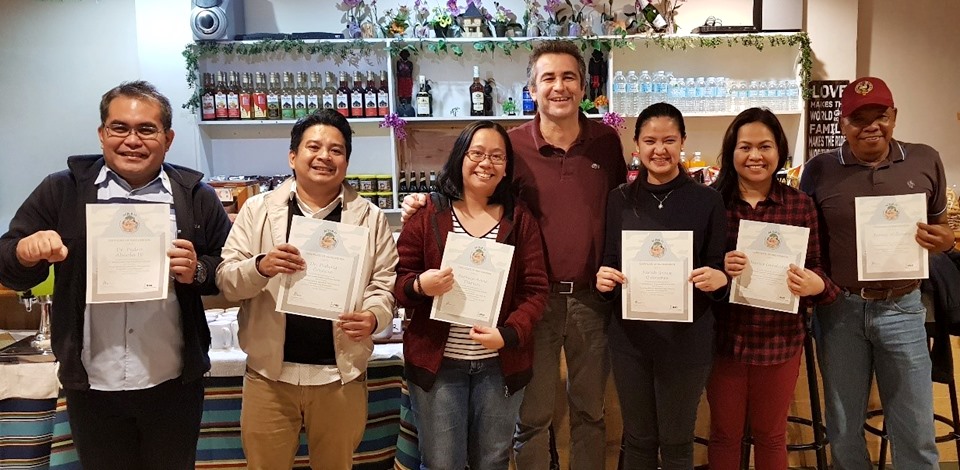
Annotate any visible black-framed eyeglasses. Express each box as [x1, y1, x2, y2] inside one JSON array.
[[104, 123, 164, 141], [465, 150, 507, 165]]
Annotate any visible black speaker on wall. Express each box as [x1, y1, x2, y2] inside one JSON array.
[[190, 0, 245, 41]]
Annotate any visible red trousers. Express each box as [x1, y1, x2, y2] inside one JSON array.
[[706, 353, 802, 470]]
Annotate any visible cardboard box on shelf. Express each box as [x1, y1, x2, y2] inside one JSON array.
[[208, 180, 260, 215]]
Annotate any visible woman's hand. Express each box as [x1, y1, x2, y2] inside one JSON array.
[[786, 264, 825, 297], [419, 267, 454, 297], [724, 250, 748, 278], [596, 266, 626, 293], [469, 325, 505, 350], [690, 266, 728, 293]]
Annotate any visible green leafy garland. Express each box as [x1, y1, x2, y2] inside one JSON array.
[[182, 33, 812, 111]]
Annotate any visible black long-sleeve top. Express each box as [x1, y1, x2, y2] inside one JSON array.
[[601, 171, 728, 365]]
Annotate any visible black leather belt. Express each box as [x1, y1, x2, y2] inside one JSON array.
[[855, 280, 921, 301], [550, 281, 576, 295]]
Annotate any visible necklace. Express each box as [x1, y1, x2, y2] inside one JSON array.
[[651, 189, 675, 209]]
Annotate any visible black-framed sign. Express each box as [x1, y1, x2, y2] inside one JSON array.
[[805, 80, 849, 163]]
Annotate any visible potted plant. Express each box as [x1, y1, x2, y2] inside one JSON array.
[[430, 2, 457, 38], [379, 6, 412, 38], [579, 98, 598, 114], [594, 95, 609, 114], [492, 2, 516, 37]]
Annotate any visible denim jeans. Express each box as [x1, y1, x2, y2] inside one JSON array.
[[513, 290, 611, 470], [813, 289, 938, 470], [409, 357, 523, 470]]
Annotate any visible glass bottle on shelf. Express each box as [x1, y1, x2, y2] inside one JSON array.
[[336, 71, 351, 117], [279, 72, 295, 120], [470, 66, 485, 117], [214, 71, 228, 120], [377, 70, 390, 117], [364, 71, 378, 118], [522, 85, 536, 116], [397, 170, 408, 194], [415, 75, 432, 118], [350, 71, 365, 118], [226, 72, 241, 120], [322, 72, 336, 111], [428, 171, 438, 192], [627, 153, 641, 183], [201, 73, 216, 121], [293, 72, 308, 119], [639, 0, 667, 31], [266, 72, 281, 120], [239, 72, 253, 120], [418, 171, 429, 192], [307, 72, 321, 114], [252, 72, 268, 119]]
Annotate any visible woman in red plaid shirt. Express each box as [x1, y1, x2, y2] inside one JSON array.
[[707, 107, 840, 470]]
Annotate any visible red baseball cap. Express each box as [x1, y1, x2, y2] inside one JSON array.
[[841, 77, 895, 117]]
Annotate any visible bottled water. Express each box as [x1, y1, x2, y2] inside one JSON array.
[[775, 79, 788, 112], [715, 77, 728, 114], [625, 70, 640, 116], [685, 78, 697, 113], [785, 79, 799, 112], [695, 77, 707, 113], [653, 71, 667, 105], [737, 80, 749, 112], [638, 70, 652, 111], [669, 77, 685, 110], [769, 79, 781, 111], [611, 71, 626, 114], [704, 77, 717, 113]]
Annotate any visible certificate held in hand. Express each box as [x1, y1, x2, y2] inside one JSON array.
[[855, 193, 928, 281], [729, 220, 809, 314], [621, 230, 694, 322], [276, 217, 369, 321], [85, 203, 171, 304], [430, 232, 514, 329]]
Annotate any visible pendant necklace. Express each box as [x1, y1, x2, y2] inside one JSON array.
[[651, 189, 675, 209]]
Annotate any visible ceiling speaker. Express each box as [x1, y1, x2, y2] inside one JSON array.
[[190, 0, 245, 41]]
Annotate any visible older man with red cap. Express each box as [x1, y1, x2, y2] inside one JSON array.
[[800, 77, 956, 469]]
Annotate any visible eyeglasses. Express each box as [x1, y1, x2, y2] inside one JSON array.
[[104, 123, 164, 141], [465, 150, 507, 165]]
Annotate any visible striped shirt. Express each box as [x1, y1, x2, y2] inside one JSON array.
[[442, 211, 500, 361]]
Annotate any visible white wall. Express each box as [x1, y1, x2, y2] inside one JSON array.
[[0, 0, 955, 229]]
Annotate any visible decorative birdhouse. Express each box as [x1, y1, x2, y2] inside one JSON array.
[[461, 3, 486, 38]]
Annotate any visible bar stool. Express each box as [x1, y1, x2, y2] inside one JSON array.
[[738, 329, 829, 470], [862, 320, 960, 470]]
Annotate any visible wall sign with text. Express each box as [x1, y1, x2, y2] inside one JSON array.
[[806, 80, 849, 162]]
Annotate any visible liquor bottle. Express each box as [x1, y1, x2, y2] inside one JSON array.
[[266, 72, 281, 120], [280, 72, 295, 120], [428, 171, 438, 192], [470, 66, 485, 117], [397, 170, 408, 194], [627, 153, 641, 183], [252, 72, 268, 119], [293, 72, 308, 119], [214, 71, 228, 120], [364, 71, 378, 118], [522, 85, 536, 116], [336, 71, 351, 117], [418, 171, 429, 192], [239, 72, 253, 120], [415, 75, 432, 117], [225, 72, 241, 120], [200, 73, 216, 121], [322, 72, 336, 111], [377, 70, 390, 117], [307, 72, 321, 114], [350, 71, 365, 118], [640, 0, 667, 31]]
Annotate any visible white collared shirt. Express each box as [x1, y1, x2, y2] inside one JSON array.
[[276, 181, 345, 386], [82, 166, 183, 391]]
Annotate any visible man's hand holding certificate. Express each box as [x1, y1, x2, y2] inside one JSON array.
[[429, 232, 514, 329], [855, 193, 928, 281]]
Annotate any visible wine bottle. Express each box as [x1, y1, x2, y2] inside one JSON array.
[[266, 73, 281, 120], [280, 72, 295, 120], [640, 0, 667, 31], [293, 72, 308, 119], [252, 72, 268, 119], [336, 71, 351, 117], [364, 71, 378, 118], [351, 71, 365, 118], [377, 70, 390, 117], [416, 75, 432, 117], [470, 66, 484, 117], [226, 72, 241, 120], [418, 171, 429, 192], [200, 73, 216, 121]]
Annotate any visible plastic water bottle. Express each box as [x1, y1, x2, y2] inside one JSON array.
[[785, 79, 799, 112], [669, 77, 684, 110], [695, 77, 707, 113], [736, 81, 748, 111], [625, 70, 640, 116], [747, 80, 759, 108], [653, 71, 667, 105], [639, 70, 652, 111], [704, 77, 717, 113], [685, 78, 697, 113], [715, 77, 728, 113], [611, 71, 626, 114]]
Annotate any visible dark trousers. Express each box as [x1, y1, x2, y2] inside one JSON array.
[[63, 377, 204, 470], [609, 322, 712, 470]]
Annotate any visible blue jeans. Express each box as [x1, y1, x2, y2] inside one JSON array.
[[813, 289, 938, 470], [513, 290, 611, 470], [409, 357, 523, 470]]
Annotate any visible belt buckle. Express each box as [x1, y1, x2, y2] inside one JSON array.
[[557, 281, 574, 295], [859, 287, 886, 301]]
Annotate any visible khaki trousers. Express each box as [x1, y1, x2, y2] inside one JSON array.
[[240, 369, 367, 470]]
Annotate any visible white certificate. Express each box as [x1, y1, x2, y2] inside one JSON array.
[[430, 232, 514, 328], [276, 217, 369, 321], [729, 220, 809, 314], [855, 193, 928, 281], [621, 231, 693, 322], [85, 203, 171, 304]]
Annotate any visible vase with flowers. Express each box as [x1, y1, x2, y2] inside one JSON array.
[[492, 2, 516, 37], [430, 1, 458, 38], [522, 0, 544, 36], [564, 0, 593, 36], [593, 95, 609, 114], [341, 0, 374, 38], [543, 0, 568, 36]]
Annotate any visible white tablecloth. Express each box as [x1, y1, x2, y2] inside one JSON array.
[[207, 342, 404, 377], [0, 331, 59, 400]]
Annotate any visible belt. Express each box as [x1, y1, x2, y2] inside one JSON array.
[[855, 280, 921, 301], [550, 281, 579, 295]]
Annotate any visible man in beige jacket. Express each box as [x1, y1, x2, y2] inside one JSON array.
[[216, 109, 397, 470]]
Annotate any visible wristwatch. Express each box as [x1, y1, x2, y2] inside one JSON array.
[[194, 260, 208, 284]]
